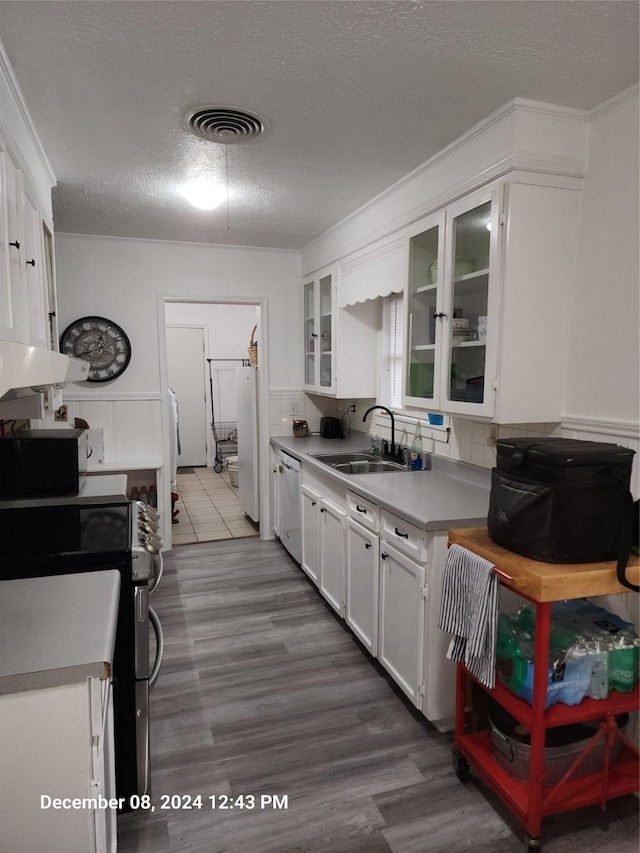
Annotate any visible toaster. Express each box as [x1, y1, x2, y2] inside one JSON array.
[[319, 417, 344, 439]]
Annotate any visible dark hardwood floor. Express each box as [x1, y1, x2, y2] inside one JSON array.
[[117, 539, 639, 852]]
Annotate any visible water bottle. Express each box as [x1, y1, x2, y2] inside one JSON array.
[[608, 634, 639, 693], [410, 420, 423, 470], [585, 638, 609, 700]]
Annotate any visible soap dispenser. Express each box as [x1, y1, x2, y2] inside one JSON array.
[[410, 421, 423, 470]]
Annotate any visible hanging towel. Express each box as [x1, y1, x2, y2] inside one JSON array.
[[438, 543, 499, 689]]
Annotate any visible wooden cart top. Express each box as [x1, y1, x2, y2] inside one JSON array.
[[448, 527, 640, 603]]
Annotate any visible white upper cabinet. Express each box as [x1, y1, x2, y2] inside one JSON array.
[[302, 265, 379, 398], [403, 176, 581, 422], [303, 269, 335, 393], [0, 49, 58, 355], [0, 148, 27, 342], [0, 146, 54, 350]]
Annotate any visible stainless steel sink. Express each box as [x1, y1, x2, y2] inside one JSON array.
[[310, 451, 407, 474]]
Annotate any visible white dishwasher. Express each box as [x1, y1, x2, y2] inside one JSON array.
[[278, 450, 301, 562]]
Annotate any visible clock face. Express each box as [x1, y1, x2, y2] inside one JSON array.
[[60, 316, 131, 383]]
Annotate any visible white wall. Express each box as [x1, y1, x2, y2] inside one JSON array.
[[165, 301, 259, 466], [564, 88, 639, 429], [56, 233, 301, 392], [165, 302, 259, 363]]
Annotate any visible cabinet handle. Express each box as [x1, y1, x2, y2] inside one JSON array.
[[9, 240, 20, 250], [356, 505, 366, 513], [381, 552, 387, 560], [26, 259, 36, 267], [394, 527, 409, 539], [311, 333, 319, 338], [432, 312, 446, 319], [365, 542, 371, 550], [320, 507, 325, 513], [311, 501, 316, 507]]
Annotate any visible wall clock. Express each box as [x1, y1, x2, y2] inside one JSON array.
[[60, 316, 132, 383]]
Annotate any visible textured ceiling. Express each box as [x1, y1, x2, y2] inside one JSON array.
[[0, 1, 638, 250]]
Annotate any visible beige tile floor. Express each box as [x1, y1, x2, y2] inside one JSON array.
[[171, 466, 258, 545]]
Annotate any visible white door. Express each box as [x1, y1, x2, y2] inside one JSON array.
[[319, 499, 345, 616], [166, 325, 207, 468], [345, 517, 380, 656], [378, 541, 425, 707], [301, 485, 321, 586]]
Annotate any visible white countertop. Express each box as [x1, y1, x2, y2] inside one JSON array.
[[271, 432, 491, 531], [0, 571, 120, 695]]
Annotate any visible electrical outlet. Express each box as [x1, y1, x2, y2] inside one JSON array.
[[55, 405, 68, 422], [347, 403, 356, 414]]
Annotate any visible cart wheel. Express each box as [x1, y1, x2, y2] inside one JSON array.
[[214, 462, 223, 473], [452, 747, 470, 783], [524, 835, 541, 851]]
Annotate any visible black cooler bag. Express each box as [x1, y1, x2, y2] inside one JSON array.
[[488, 437, 635, 564]]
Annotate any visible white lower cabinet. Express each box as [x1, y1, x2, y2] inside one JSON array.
[[345, 517, 380, 655], [318, 498, 345, 616], [295, 462, 455, 730], [301, 484, 321, 584], [0, 677, 117, 853], [378, 540, 426, 706]]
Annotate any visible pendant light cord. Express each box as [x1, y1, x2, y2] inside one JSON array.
[[225, 144, 230, 231]]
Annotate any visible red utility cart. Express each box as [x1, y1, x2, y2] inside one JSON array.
[[448, 527, 640, 852]]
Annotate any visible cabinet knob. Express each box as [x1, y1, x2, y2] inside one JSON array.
[[432, 312, 446, 319], [311, 501, 316, 507], [26, 259, 36, 267], [381, 552, 387, 560], [365, 542, 371, 550], [9, 240, 20, 250], [320, 507, 325, 513]]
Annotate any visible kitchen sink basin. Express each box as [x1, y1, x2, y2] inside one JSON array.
[[310, 451, 407, 474]]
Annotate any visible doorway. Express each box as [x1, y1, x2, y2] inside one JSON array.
[[161, 300, 264, 547], [166, 325, 207, 467]]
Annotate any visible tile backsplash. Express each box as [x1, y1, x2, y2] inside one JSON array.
[[269, 391, 561, 469]]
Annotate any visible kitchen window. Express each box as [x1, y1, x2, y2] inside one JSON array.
[[382, 292, 404, 409]]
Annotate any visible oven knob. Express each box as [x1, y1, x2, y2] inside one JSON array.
[[141, 533, 162, 554]]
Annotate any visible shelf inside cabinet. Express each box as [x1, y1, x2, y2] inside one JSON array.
[[458, 731, 640, 819], [413, 283, 438, 295], [412, 344, 436, 352], [454, 268, 489, 283], [451, 339, 485, 349]]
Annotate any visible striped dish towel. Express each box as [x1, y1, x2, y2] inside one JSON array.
[[438, 543, 499, 689]]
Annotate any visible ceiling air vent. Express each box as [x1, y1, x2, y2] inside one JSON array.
[[186, 106, 267, 144]]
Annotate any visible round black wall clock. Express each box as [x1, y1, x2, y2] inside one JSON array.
[[60, 316, 132, 383]]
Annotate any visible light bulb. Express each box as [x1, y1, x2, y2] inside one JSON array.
[[180, 182, 226, 210]]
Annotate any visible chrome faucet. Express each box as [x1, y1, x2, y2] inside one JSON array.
[[363, 405, 396, 457]]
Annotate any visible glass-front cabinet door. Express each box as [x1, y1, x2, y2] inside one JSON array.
[[304, 280, 316, 386], [303, 270, 335, 393], [442, 186, 499, 416], [318, 273, 333, 389], [404, 211, 445, 407]]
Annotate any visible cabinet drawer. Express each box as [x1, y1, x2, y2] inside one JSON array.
[[381, 510, 426, 563], [346, 490, 380, 533]]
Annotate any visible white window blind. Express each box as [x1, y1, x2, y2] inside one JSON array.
[[382, 293, 404, 409]]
